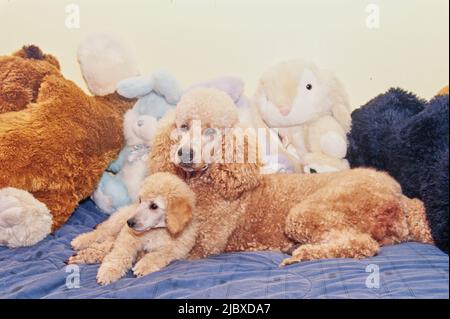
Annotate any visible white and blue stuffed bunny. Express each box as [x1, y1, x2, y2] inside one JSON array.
[[91, 70, 182, 214]]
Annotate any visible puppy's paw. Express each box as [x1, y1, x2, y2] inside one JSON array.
[[97, 263, 125, 286], [71, 231, 99, 251], [67, 247, 108, 265], [132, 259, 165, 278]]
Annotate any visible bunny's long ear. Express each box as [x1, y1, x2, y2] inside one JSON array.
[[152, 70, 183, 105], [77, 33, 139, 96], [322, 71, 352, 132], [187, 76, 244, 103], [117, 75, 155, 99]]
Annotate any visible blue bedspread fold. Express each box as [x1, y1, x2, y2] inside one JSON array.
[[0, 200, 448, 299]]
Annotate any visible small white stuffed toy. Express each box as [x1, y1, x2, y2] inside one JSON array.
[[254, 59, 352, 173], [91, 70, 182, 214]]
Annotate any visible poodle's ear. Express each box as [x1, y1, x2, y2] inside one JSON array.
[[153, 70, 182, 105], [148, 111, 182, 176], [117, 75, 154, 99], [166, 196, 193, 237], [209, 127, 262, 200], [210, 162, 261, 200]]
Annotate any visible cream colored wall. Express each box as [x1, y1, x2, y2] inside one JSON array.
[[1, 0, 448, 107]]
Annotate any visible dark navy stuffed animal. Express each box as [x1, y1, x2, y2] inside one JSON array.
[[346, 88, 449, 253]]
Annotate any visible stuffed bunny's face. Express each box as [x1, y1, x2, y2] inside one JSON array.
[[258, 65, 332, 128], [124, 110, 158, 145]]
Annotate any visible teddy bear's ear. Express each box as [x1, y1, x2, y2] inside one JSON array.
[[13, 45, 61, 70], [77, 34, 139, 96], [152, 70, 182, 105], [117, 75, 155, 99]]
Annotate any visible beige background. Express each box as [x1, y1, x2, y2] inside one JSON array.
[[0, 0, 448, 107]]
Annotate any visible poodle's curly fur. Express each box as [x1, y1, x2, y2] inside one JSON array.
[[148, 88, 434, 265], [346, 88, 449, 253]]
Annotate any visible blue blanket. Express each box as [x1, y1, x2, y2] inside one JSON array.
[[0, 200, 448, 299]]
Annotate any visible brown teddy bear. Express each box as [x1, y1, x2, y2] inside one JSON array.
[[0, 35, 139, 248]]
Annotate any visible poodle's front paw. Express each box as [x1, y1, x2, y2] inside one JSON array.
[[97, 262, 125, 286], [132, 258, 165, 277], [71, 231, 99, 251], [67, 242, 113, 265], [0, 188, 52, 248]]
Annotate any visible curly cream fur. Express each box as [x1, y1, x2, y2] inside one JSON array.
[[70, 173, 197, 285]]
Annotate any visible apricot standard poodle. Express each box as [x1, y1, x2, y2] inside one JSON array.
[[71, 88, 435, 282], [147, 88, 434, 266]]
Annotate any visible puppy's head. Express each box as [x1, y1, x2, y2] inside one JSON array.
[[126, 173, 195, 237]]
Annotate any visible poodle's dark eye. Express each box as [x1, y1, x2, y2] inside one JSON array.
[[204, 128, 217, 136], [138, 197, 142, 204], [306, 84, 313, 90], [149, 203, 158, 210], [180, 123, 189, 131], [309, 168, 318, 174]]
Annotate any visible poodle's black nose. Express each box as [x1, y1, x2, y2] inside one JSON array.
[[178, 147, 195, 164], [127, 219, 136, 228]]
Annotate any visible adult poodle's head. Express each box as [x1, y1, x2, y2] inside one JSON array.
[[150, 88, 262, 200]]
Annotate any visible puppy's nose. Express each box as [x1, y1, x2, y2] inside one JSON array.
[[127, 219, 136, 228], [177, 147, 195, 164]]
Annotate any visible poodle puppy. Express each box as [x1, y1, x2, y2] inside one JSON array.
[[69, 172, 196, 285], [149, 88, 434, 265], [346, 88, 449, 252]]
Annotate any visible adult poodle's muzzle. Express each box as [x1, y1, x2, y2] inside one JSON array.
[[175, 145, 209, 172]]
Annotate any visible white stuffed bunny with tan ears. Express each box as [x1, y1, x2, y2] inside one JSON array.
[[254, 59, 352, 173]]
